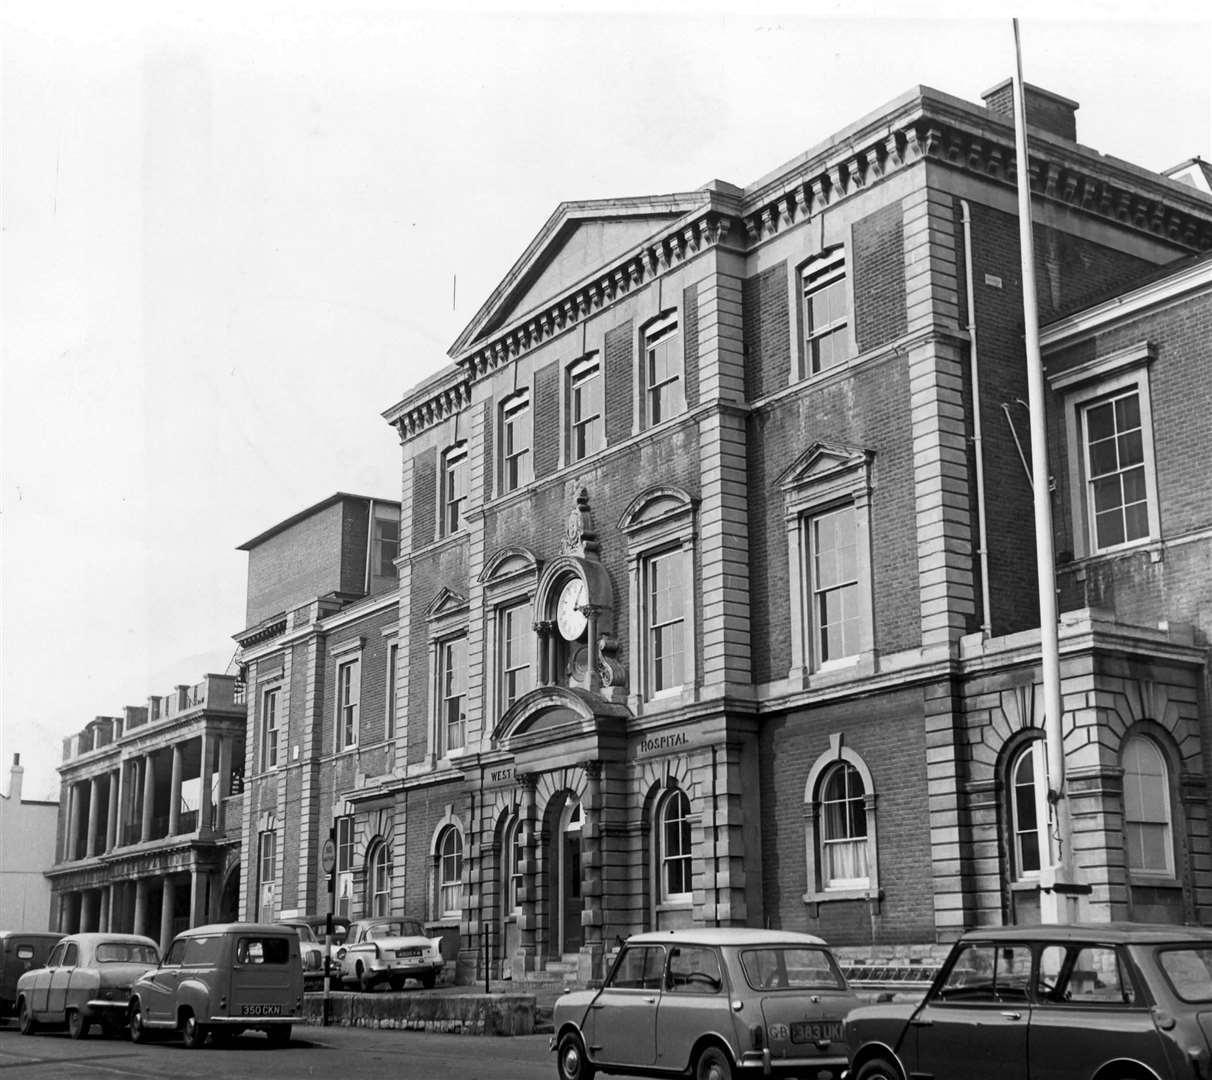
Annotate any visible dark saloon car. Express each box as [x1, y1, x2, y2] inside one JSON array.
[[844, 922, 1212, 1080], [0, 932, 62, 1022], [553, 927, 860, 1080]]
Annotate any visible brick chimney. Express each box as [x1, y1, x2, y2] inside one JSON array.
[[9, 753, 23, 802], [982, 79, 1079, 142]]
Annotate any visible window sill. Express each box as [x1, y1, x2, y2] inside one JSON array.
[[1127, 873, 1180, 888], [656, 899, 693, 913], [803, 887, 881, 916]]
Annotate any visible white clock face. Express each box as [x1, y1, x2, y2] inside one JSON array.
[[556, 578, 588, 641]]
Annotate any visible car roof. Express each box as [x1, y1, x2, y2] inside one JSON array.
[[175, 922, 297, 938], [0, 932, 62, 941], [624, 928, 828, 947], [56, 933, 158, 947], [960, 922, 1212, 945]]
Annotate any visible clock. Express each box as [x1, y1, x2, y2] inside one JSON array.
[[556, 577, 588, 641]]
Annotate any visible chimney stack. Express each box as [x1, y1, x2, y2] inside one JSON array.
[[982, 79, 1079, 142], [9, 753, 24, 802]]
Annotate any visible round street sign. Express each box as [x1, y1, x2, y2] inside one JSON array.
[[321, 837, 336, 876]]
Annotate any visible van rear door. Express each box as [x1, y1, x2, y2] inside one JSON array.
[[227, 934, 300, 1020]]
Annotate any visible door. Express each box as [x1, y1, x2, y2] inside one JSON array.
[[141, 938, 185, 1023], [559, 800, 583, 954], [656, 944, 733, 1071], [584, 944, 664, 1069], [910, 942, 1030, 1080], [46, 942, 78, 1019], [29, 943, 64, 1016]]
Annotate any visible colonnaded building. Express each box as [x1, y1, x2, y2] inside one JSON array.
[[230, 77, 1212, 981]]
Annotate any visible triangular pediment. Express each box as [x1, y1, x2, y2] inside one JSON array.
[[451, 193, 711, 356], [425, 586, 469, 621], [778, 441, 873, 492]]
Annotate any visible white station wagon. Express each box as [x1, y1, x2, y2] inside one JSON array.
[[552, 928, 860, 1080]]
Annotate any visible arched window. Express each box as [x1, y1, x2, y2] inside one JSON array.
[[505, 816, 524, 914], [437, 827, 464, 918], [819, 763, 868, 888], [367, 841, 392, 917], [802, 738, 880, 908], [1122, 735, 1174, 876], [657, 789, 692, 903], [1010, 740, 1047, 879]]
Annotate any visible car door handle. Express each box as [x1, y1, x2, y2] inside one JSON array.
[[1001, 1011, 1022, 1021], [644, 997, 656, 1004]]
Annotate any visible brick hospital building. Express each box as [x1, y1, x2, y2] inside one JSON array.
[[232, 78, 1212, 979]]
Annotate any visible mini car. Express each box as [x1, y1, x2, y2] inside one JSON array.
[[844, 922, 1212, 1080], [276, 919, 326, 989], [15, 932, 158, 1039], [128, 922, 303, 1048], [0, 931, 62, 1022], [335, 918, 444, 991], [552, 927, 860, 1080]]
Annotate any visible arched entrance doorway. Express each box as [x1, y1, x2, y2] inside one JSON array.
[[217, 865, 240, 922], [554, 797, 583, 955]]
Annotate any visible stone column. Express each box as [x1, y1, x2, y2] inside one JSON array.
[[99, 886, 111, 931], [105, 770, 119, 852], [66, 782, 82, 861], [160, 878, 177, 956], [189, 867, 209, 927], [168, 744, 183, 835], [58, 892, 73, 933], [512, 772, 539, 979], [80, 889, 98, 933], [141, 756, 155, 842], [216, 735, 233, 832], [85, 777, 102, 857], [133, 879, 149, 937], [199, 732, 215, 831], [579, 760, 604, 979]]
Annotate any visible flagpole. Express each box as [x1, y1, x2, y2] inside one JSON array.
[[1011, 18, 1077, 922]]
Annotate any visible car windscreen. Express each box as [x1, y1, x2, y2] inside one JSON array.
[[96, 942, 159, 964], [235, 937, 292, 965], [365, 921, 423, 940], [739, 946, 846, 991], [1158, 947, 1212, 1002]]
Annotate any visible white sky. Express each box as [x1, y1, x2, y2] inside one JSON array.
[[3, 2, 1211, 802]]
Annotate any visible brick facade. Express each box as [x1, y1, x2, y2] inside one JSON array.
[[234, 79, 1212, 979]]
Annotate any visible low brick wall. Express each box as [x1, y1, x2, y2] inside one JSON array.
[[302, 992, 537, 1035]]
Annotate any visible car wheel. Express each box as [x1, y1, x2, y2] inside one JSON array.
[[421, 971, 436, 990], [67, 1008, 90, 1040], [128, 1004, 148, 1044], [18, 999, 37, 1036], [854, 1057, 903, 1080], [266, 1024, 291, 1047], [181, 1011, 208, 1050], [694, 1045, 733, 1080], [556, 1031, 595, 1080]]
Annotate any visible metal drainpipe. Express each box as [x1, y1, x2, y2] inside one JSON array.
[[960, 199, 993, 639], [363, 499, 376, 594]]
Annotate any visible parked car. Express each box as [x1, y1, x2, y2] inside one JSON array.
[[552, 927, 860, 1080], [335, 918, 444, 991], [276, 919, 326, 989], [0, 932, 62, 1023], [844, 922, 1212, 1080], [305, 914, 350, 947], [128, 922, 303, 1048], [15, 932, 158, 1039]]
